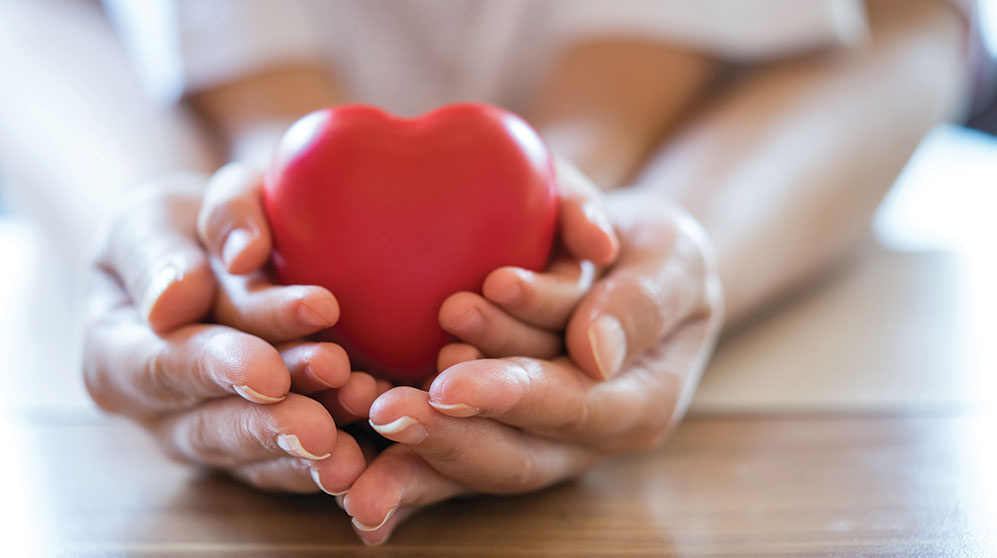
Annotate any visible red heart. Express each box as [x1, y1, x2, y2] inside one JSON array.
[[264, 104, 558, 383]]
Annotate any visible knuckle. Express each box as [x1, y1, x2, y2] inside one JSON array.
[[238, 403, 274, 451], [633, 276, 671, 333], [504, 359, 538, 407], [184, 409, 235, 466], [140, 347, 178, 405], [499, 456, 540, 494]]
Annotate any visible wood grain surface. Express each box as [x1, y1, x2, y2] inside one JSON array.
[[2, 412, 992, 557]]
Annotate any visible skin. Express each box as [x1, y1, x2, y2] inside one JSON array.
[[190, 0, 966, 544], [0, 0, 966, 547]]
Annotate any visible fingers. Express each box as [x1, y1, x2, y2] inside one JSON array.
[[231, 427, 366, 496], [213, 265, 339, 344], [101, 178, 215, 333], [368, 387, 596, 493], [343, 445, 464, 546], [315, 372, 390, 425], [198, 162, 273, 275], [426, 357, 678, 451], [554, 158, 618, 266], [150, 393, 337, 468], [566, 206, 713, 381], [309, 432, 367, 496], [480, 256, 595, 330], [84, 302, 291, 417], [278, 341, 351, 394], [436, 343, 483, 373], [438, 292, 562, 359]]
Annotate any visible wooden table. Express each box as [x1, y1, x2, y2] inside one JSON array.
[[4, 412, 995, 557], [2, 126, 995, 556]]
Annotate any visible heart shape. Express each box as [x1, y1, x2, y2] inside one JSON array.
[[264, 104, 558, 383]]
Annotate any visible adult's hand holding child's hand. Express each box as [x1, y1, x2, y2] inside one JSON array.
[[84, 158, 721, 547], [82, 174, 366, 495]]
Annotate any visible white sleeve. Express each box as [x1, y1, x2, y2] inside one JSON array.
[[548, 0, 869, 61], [103, 0, 330, 102]]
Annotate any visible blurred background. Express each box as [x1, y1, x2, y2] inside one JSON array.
[[0, 0, 993, 416]]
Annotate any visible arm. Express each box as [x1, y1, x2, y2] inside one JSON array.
[[635, 0, 967, 324], [185, 64, 345, 165], [528, 39, 715, 191], [336, 2, 970, 543], [0, 1, 217, 263], [0, 2, 368, 497], [527, 0, 967, 325]]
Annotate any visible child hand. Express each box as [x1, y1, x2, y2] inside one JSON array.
[[196, 163, 396, 427], [343, 190, 724, 545], [435, 158, 619, 375]]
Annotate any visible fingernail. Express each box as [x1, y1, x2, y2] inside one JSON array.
[[145, 262, 180, 315], [352, 506, 397, 532], [310, 467, 347, 496], [428, 400, 480, 417], [221, 228, 253, 268], [369, 416, 428, 445], [492, 273, 526, 306], [588, 315, 626, 380], [583, 202, 614, 237], [276, 433, 331, 460], [303, 364, 336, 390], [233, 384, 285, 404], [452, 306, 485, 335], [297, 299, 337, 328]]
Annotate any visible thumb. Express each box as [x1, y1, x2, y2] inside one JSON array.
[[197, 162, 273, 275], [101, 175, 215, 334], [554, 158, 618, 266], [565, 208, 719, 381]]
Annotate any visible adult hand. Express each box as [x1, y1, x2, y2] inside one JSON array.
[[82, 174, 365, 495], [344, 191, 724, 545]]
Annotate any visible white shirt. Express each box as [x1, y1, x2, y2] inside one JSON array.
[[105, 0, 869, 116]]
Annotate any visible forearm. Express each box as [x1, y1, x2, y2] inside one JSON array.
[[527, 39, 715, 191], [186, 64, 345, 166], [0, 1, 218, 259], [631, 0, 967, 325]]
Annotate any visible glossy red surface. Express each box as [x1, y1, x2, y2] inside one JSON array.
[[264, 104, 558, 383]]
